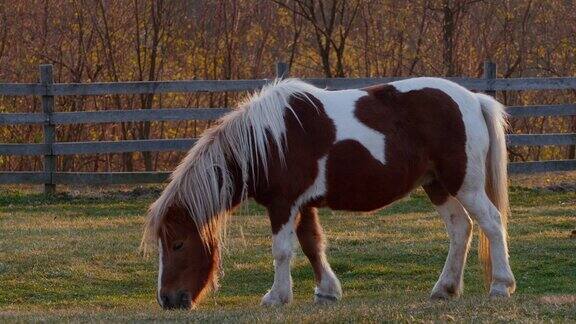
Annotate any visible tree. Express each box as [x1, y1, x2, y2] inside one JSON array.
[[428, 0, 484, 76], [273, 0, 361, 77]]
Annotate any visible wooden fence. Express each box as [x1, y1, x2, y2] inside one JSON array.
[[1, 61, 575, 193]]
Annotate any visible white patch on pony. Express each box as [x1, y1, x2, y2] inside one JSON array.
[[157, 239, 164, 306], [261, 221, 295, 306], [292, 155, 328, 213], [313, 90, 386, 164]]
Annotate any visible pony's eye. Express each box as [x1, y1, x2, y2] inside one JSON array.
[[172, 241, 184, 251]]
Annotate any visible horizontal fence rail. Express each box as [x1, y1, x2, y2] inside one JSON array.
[[507, 160, 576, 174], [0, 144, 50, 155], [53, 108, 230, 124], [3, 159, 576, 185], [0, 83, 45, 96], [0, 172, 170, 184], [3, 105, 576, 126], [506, 104, 576, 117], [2, 134, 576, 156], [53, 139, 197, 155], [3, 77, 576, 97], [0, 61, 575, 191], [507, 134, 576, 146]]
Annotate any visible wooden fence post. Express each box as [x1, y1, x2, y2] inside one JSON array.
[[40, 64, 56, 194], [276, 62, 289, 79], [484, 59, 497, 97]]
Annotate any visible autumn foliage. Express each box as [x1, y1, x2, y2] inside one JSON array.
[[0, 0, 574, 173]]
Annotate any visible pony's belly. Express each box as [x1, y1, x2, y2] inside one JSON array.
[[325, 175, 414, 212], [323, 140, 428, 212], [326, 189, 408, 212]]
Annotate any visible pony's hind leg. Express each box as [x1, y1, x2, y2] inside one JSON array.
[[457, 189, 516, 297], [424, 182, 473, 299], [296, 207, 342, 303]]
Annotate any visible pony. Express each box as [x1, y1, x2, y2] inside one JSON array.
[[141, 77, 516, 309]]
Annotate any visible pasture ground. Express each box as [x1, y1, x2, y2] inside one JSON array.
[[0, 178, 575, 322]]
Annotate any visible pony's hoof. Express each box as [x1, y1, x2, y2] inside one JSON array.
[[430, 291, 450, 300], [314, 292, 339, 304], [508, 280, 517, 294], [489, 289, 510, 298], [489, 287, 511, 298], [489, 280, 515, 298], [430, 284, 460, 300], [260, 290, 291, 306]]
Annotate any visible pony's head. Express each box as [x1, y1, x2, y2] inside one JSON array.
[[143, 204, 221, 310]]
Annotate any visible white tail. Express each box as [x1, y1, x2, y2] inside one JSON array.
[[476, 93, 510, 287]]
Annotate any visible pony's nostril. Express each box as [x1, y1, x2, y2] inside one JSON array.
[[178, 291, 192, 308], [160, 294, 171, 308]]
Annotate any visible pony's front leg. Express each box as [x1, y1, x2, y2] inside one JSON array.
[[261, 207, 296, 306], [296, 207, 342, 303]]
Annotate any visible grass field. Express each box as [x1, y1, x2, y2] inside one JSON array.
[[0, 186, 574, 322]]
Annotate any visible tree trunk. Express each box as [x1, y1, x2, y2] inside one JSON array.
[[442, 0, 456, 76]]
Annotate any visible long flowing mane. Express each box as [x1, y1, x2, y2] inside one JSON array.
[[141, 79, 320, 251]]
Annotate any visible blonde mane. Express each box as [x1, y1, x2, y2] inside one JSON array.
[[141, 79, 320, 252]]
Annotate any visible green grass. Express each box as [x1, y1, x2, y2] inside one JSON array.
[[0, 187, 574, 322]]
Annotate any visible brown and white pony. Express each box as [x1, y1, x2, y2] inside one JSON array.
[[141, 78, 516, 309]]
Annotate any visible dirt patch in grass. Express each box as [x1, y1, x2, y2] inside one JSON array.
[[539, 295, 576, 305]]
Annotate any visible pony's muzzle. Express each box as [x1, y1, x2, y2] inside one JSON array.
[[159, 291, 193, 310]]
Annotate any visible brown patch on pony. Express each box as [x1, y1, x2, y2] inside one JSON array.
[[296, 206, 326, 284], [423, 180, 450, 206], [325, 139, 426, 210], [158, 205, 220, 308], [252, 93, 335, 233], [363, 85, 467, 195], [324, 85, 467, 210]]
